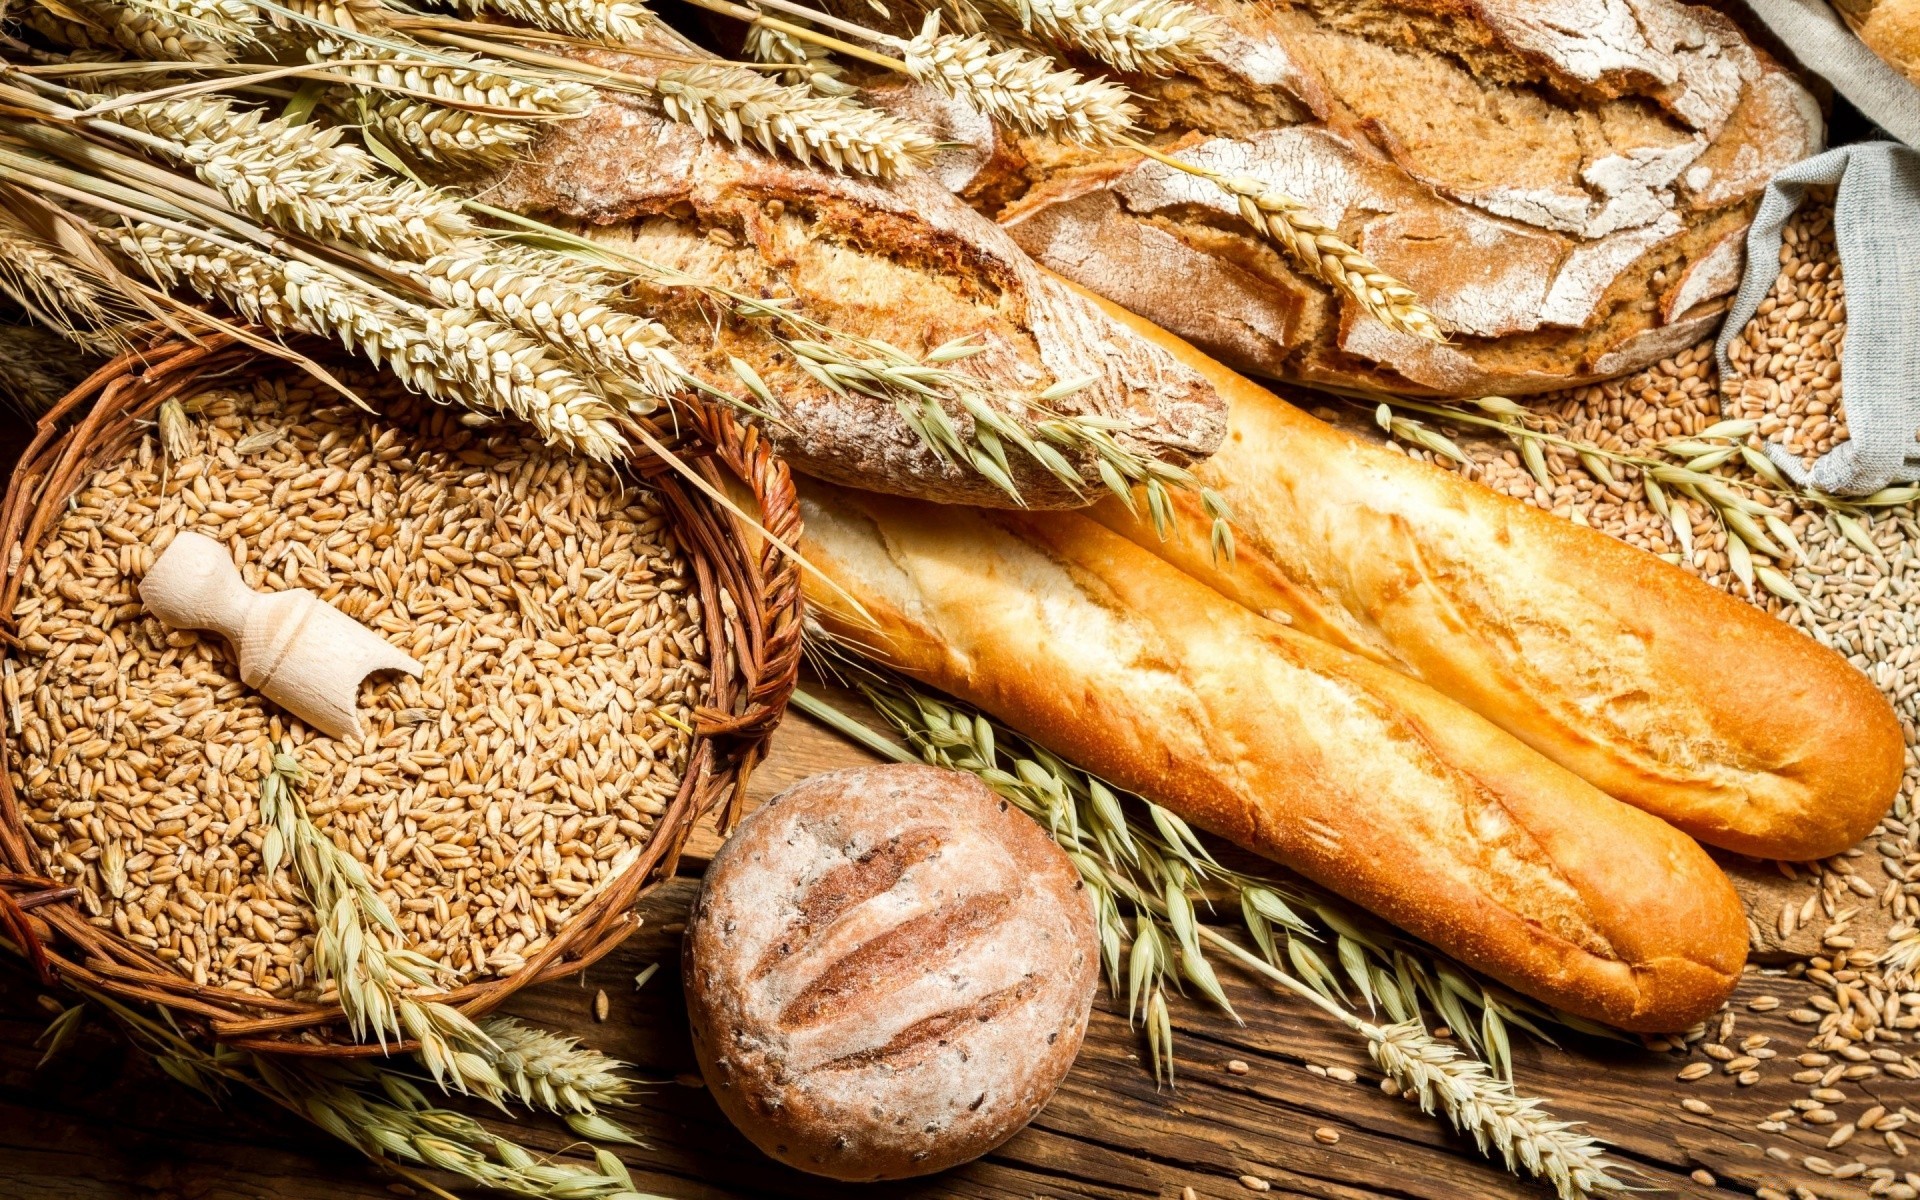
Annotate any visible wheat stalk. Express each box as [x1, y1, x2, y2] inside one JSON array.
[[653, 61, 938, 177], [744, 5, 849, 87], [481, 1016, 642, 1142], [1199, 166, 1441, 341], [0, 215, 134, 353], [113, 95, 475, 257], [1881, 929, 1920, 992], [114, 221, 628, 459], [901, 12, 1136, 143], [309, 38, 594, 171], [22, 0, 244, 62], [1365, 393, 1919, 606], [412, 249, 687, 411], [989, 0, 1219, 75], [790, 661, 1628, 1198], [257, 747, 509, 1100], [457, 0, 658, 45]]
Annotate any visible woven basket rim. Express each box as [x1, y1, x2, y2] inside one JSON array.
[[0, 334, 804, 1054]]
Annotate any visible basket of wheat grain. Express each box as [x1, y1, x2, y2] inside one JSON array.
[[0, 334, 802, 1063]]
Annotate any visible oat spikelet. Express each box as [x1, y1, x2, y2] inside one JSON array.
[[902, 13, 1138, 144], [115, 223, 626, 459], [655, 62, 938, 177], [993, 0, 1220, 75], [1367, 1021, 1627, 1200], [118, 96, 474, 257], [21, 0, 241, 61], [458, 0, 655, 45], [1211, 172, 1443, 341], [415, 252, 687, 411], [0, 218, 133, 354]]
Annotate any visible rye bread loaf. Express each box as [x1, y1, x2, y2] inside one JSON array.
[[487, 47, 1226, 508], [684, 764, 1098, 1180], [894, 0, 1824, 395], [1073, 287, 1906, 860], [794, 478, 1749, 1031]]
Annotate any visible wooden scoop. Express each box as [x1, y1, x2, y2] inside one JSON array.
[[139, 531, 422, 740]]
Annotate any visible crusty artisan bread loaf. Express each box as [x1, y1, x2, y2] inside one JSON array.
[[685, 764, 1097, 1180], [897, 0, 1824, 395], [796, 479, 1748, 1031], [1830, 0, 1920, 82], [489, 44, 1225, 508], [1074, 289, 1905, 861]]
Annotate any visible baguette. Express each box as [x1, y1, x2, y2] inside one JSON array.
[[797, 478, 1747, 1031], [1075, 289, 1905, 861]]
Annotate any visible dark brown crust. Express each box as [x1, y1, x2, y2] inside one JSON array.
[[684, 764, 1098, 1180], [488, 52, 1227, 507], [960, 0, 1826, 395], [794, 483, 1748, 1031]]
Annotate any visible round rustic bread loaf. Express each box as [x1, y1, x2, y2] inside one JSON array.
[[683, 763, 1098, 1180]]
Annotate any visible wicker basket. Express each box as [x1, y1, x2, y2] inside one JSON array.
[[0, 335, 803, 1055]]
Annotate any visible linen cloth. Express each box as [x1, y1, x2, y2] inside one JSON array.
[[1712, 143, 1920, 495]]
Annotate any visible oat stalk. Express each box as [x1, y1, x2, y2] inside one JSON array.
[[257, 746, 506, 1100]]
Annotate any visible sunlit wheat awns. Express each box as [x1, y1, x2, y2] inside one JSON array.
[[654, 62, 939, 176], [22, 0, 245, 61], [458, 0, 657, 45], [0, 216, 135, 354], [985, 0, 1220, 74], [901, 13, 1137, 144]]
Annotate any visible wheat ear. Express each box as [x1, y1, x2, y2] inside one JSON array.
[[114, 222, 628, 459], [0, 216, 133, 353], [114, 95, 474, 257], [257, 747, 507, 1100], [653, 61, 939, 177], [901, 12, 1137, 144], [414, 250, 687, 412], [990, 0, 1220, 75], [22, 0, 241, 62], [459, 0, 658, 45]]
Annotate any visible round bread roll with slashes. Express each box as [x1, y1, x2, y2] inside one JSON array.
[[683, 763, 1098, 1180]]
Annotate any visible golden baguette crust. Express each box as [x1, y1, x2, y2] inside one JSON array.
[[1073, 287, 1905, 862], [798, 479, 1747, 1031]]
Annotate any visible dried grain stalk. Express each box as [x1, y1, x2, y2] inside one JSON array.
[[982, 0, 1220, 75], [790, 655, 1628, 1198], [653, 61, 938, 177], [258, 747, 508, 1099], [901, 12, 1136, 143]]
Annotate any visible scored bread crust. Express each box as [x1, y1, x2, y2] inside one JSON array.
[[684, 764, 1098, 1180], [797, 479, 1748, 1032], [923, 0, 1827, 395], [1073, 286, 1906, 861], [487, 48, 1225, 508]]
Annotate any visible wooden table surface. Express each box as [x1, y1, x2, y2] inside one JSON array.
[[0, 419, 1908, 1200]]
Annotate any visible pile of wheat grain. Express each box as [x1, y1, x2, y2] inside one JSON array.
[[1, 374, 706, 999]]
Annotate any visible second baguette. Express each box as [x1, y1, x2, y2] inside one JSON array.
[[798, 479, 1747, 1032], [1075, 288, 1905, 862]]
